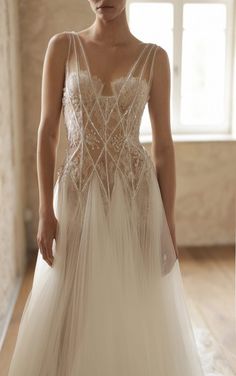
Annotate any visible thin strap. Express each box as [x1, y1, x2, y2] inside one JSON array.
[[148, 44, 160, 87], [103, 44, 155, 125], [70, 32, 110, 129], [75, 31, 149, 82], [76, 33, 90, 75], [64, 31, 72, 74], [125, 43, 150, 81], [113, 45, 156, 125], [138, 44, 157, 83], [71, 31, 80, 72]]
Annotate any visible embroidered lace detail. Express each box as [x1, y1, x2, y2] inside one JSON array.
[[58, 32, 159, 203]]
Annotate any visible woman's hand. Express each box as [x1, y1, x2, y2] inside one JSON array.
[[37, 210, 58, 267]]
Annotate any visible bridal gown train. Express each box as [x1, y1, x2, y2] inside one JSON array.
[[8, 31, 209, 376]]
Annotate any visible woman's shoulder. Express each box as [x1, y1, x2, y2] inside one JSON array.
[[135, 39, 167, 58], [45, 32, 71, 63], [149, 42, 166, 53], [47, 31, 74, 53], [48, 31, 72, 45], [146, 42, 169, 62]]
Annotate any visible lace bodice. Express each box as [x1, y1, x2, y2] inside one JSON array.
[[58, 31, 160, 202]]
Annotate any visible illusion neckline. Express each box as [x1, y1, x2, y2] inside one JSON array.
[[78, 69, 149, 99], [74, 31, 150, 94]]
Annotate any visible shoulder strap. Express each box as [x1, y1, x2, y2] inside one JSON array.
[[63, 31, 80, 79], [64, 31, 72, 75], [128, 43, 160, 88], [137, 44, 157, 82], [66, 32, 72, 62], [147, 44, 160, 88], [125, 43, 150, 82]]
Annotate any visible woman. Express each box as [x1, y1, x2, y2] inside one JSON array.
[[8, 1, 207, 375]]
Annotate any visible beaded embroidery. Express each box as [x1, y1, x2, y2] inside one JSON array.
[[58, 31, 159, 202]]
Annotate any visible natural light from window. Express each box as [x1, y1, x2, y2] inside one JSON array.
[[128, 2, 174, 140], [181, 4, 226, 130], [127, 1, 232, 141]]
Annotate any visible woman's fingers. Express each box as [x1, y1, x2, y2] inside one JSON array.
[[36, 216, 58, 267], [38, 238, 53, 267], [39, 242, 48, 263], [45, 238, 54, 265]]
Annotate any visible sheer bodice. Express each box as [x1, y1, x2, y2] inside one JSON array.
[[58, 31, 159, 203]]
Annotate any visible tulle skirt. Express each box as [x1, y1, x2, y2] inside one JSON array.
[[8, 165, 209, 375]]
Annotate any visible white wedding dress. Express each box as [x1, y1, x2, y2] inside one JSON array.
[[8, 31, 221, 375]]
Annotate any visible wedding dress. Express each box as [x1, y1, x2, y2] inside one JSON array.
[[8, 30, 218, 375]]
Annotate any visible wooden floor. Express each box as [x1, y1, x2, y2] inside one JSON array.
[[0, 246, 235, 375]]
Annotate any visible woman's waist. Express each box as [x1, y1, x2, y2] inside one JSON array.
[[58, 143, 152, 178]]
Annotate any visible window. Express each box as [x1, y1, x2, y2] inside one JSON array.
[[126, 0, 234, 141]]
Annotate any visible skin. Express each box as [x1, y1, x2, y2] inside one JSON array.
[[37, 0, 179, 267]]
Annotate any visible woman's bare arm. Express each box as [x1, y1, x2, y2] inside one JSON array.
[[148, 46, 178, 258], [36, 32, 68, 266]]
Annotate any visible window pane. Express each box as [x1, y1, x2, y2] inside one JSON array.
[[129, 2, 173, 42], [181, 4, 226, 130], [127, 2, 173, 137]]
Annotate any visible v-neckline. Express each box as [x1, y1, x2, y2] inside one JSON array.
[[75, 31, 150, 91]]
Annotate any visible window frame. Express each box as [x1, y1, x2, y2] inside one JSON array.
[[126, 0, 235, 138]]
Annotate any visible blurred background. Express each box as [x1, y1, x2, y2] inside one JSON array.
[[0, 0, 235, 374]]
